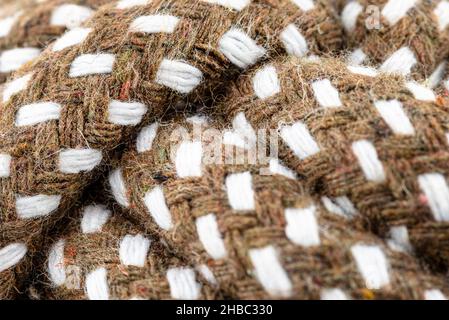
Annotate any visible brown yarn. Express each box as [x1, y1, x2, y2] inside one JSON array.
[[107, 116, 449, 300]]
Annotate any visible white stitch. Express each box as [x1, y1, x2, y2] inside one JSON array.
[[291, 0, 315, 11], [109, 168, 129, 207], [167, 267, 201, 300], [428, 61, 447, 89], [53, 27, 91, 52], [175, 141, 202, 178], [253, 65, 280, 99], [119, 234, 151, 267], [321, 196, 357, 219], [108, 100, 147, 125], [418, 173, 449, 222], [59, 148, 102, 174], [196, 264, 217, 285], [285, 206, 320, 247], [387, 226, 412, 253], [0, 12, 22, 38], [445, 79, 449, 92], [374, 100, 415, 135], [48, 239, 66, 286], [86, 267, 109, 300], [136, 123, 159, 153], [380, 47, 416, 76], [143, 186, 173, 230], [155, 59, 203, 94], [424, 289, 447, 300], [223, 131, 246, 149], [15, 102, 61, 127], [50, 4, 93, 29], [352, 140, 386, 183], [347, 48, 367, 66], [232, 112, 257, 149], [81, 204, 111, 234], [381, 0, 418, 26], [2, 73, 32, 103], [351, 244, 390, 290], [69, 53, 115, 77], [203, 0, 250, 11], [218, 28, 266, 69], [347, 65, 378, 77], [268, 159, 297, 179], [117, 0, 150, 9], [225, 171, 255, 211], [249, 245, 292, 297], [186, 115, 208, 125], [279, 24, 308, 58], [311, 79, 343, 108], [0, 48, 40, 73], [0, 243, 27, 273], [16, 194, 61, 219], [405, 82, 436, 102], [320, 288, 349, 300], [130, 15, 179, 34], [196, 213, 227, 260], [341, 1, 363, 32], [280, 122, 320, 160], [0, 153, 11, 178], [435, 1, 449, 30]]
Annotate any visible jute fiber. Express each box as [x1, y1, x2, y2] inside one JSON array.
[[106, 116, 449, 299]]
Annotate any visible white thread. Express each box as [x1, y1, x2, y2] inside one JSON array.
[[435, 1, 449, 31], [253, 65, 280, 99], [86, 267, 109, 300], [311, 79, 343, 108], [280, 122, 320, 160], [130, 15, 179, 33], [59, 148, 102, 174], [225, 171, 255, 211], [268, 159, 297, 179], [218, 28, 266, 69], [117, 0, 149, 9], [352, 140, 386, 183], [143, 186, 173, 230], [341, 1, 363, 32], [0, 243, 27, 273], [347, 48, 367, 66], [2, 73, 32, 103], [167, 267, 201, 300], [195, 213, 227, 259], [387, 226, 412, 253], [0, 48, 40, 73], [186, 115, 208, 125], [81, 204, 111, 234], [320, 288, 349, 300], [347, 65, 378, 77], [15, 102, 61, 127], [48, 239, 66, 286], [285, 206, 320, 247], [231, 112, 257, 149], [374, 100, 415, 135], [203, 0, 250, 11], [109, 168, 129, 207], [69, 53, 115, 77], [405, 82, 436, 102], [223, 131, 246, 149], [249, 245, 292, 297], [196, 264, 217, 285], [0, 12, 22, 38], [16, 194, 61, 219], [428, 61, 447, 88], [321, 196, 357, 219], [52, 27, 91, 52], [0, 153, 11, 178], [418, 173, 449, 222], [279, 24, 308, 57], [50, 4, 93, 29], [380, 47, 416, 76], [108, 100, 147, 125], [136, 123, 159, 153], [291, 0, 315, 11], [445, 79, 449, 92], [119, 234, 151, 267], [351, 244, 390, 290], [175, 141, 203, 178], [381, 0, 418, 26], [155, 59, 203, 94], [424, 289, 447, 300]]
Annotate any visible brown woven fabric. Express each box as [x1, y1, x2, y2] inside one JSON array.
[[340, 0, 449, 82], [0, 0, 343, 299], [106, 116, 449, 299], [213, 55, 449, 272]]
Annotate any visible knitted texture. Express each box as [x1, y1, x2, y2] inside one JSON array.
[[340, 0, 449, 84], [0, 0, 343, 299], [107, 116, 449, 299], [214, 55, 449, 272]]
